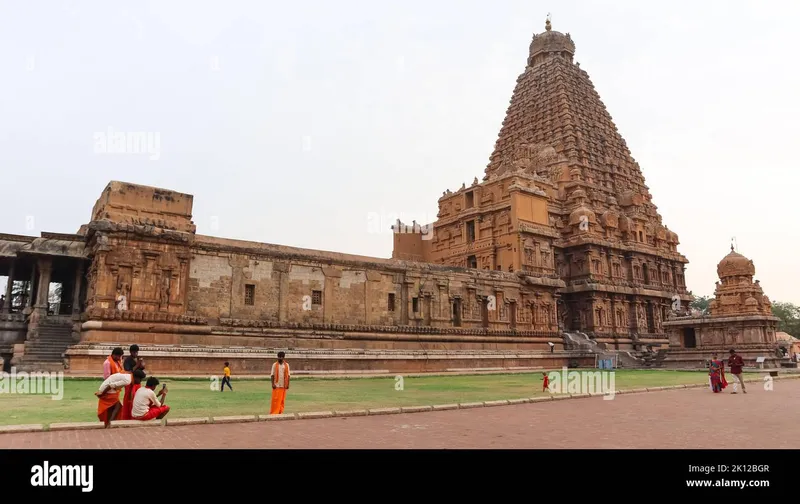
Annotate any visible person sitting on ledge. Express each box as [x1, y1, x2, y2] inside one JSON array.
[[131, 377, 170, 421]]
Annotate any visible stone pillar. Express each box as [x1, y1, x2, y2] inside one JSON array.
[[624, 299, 632, 335], [2, 259, 14, 313], [26, 257, 52, 344], [34, 258, 53, 312], [72, 262, 84, 316], [633, 300, 643, 333], [610, 295, 617, 335]]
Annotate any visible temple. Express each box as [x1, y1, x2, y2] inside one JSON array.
[[394, 17, 692, 347], [662, 245, 784, 368], [1, 18, 710, 375]]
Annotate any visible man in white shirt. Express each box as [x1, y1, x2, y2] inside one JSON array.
[[132, 377, 170, 420]]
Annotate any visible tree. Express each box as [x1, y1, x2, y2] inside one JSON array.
[[10, 281, 30, 311], [690, 295, 711, 314], [771, 301, 800, 338]]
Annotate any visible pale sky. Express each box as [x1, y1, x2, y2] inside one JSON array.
[[0, 0, 798, 305]]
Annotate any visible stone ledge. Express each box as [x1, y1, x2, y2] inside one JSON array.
[[0, 424, 44, 434], [401, 405, 433, 413], [259, 413, 296, 421], [110, 420, 163, 428], [484, 400, 510, 407], [333, 409, 368, 417], [211, 415, 258, 424], [297, 411, 334, 420], [49, 422, 106, 431], [0, 381, 735, 433], [368, 407, 401, 415], [165, 417, 209, 426]]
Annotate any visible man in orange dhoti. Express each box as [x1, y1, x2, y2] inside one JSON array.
[[97, 347, 125, 427], [269, 352, 290, 414]]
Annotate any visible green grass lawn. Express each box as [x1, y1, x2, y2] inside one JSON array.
[[0, 369, 762, 426]]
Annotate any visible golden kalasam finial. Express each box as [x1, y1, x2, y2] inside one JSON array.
[[546, 13, 552, 31]]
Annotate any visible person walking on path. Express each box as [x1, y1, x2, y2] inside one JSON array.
[[728, 349, 746, 394], [708, 353, 727, 393]]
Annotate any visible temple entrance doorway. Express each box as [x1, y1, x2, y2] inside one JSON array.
[[645, 301, 655, 333], [452, 298, 462, 327], [481, 297, 489, 328], [682, 328, 697, 348]]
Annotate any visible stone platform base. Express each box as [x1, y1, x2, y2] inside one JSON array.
[[64, 343, 594, 375], [659, 347, 789, 370], [63, 323, 589, 375], [78, 326, 567, 352]]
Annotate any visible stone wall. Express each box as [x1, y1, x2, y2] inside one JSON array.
[[664, 315, 779, 349], [184, 243, 561, 333]]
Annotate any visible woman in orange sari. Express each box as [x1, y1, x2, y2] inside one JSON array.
[[97, 347, 125, 427]]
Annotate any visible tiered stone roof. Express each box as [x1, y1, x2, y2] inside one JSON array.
[[482, 18, 680, 253], [709, 245, 773, 317]]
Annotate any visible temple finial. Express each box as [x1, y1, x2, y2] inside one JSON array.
[[545, 13, 552, 31]]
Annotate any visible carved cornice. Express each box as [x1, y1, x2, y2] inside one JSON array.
[[518, 222, 561, 238], [86, 220, 194, 245], [218, 318, 561, 338], [86, 307, 207, 325]]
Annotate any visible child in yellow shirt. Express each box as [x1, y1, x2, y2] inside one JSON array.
[[220, 362, 233, 392]]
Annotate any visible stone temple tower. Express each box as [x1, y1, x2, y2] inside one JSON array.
[[396, 16, 693, 349]]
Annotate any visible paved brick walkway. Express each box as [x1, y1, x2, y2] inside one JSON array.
[[3, 379, 799, 449]]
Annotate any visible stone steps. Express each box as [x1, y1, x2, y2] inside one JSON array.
[[21, 324, 73, 365], [12, 361, 65, 373]]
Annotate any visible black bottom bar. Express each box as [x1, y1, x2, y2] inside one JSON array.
[[1, 449, 788, 497]]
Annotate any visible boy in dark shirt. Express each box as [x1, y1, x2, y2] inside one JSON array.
[[728, 349, 746, 394], [123, 344, 146, 376]]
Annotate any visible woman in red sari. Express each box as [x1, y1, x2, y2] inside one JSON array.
[[709, 353, 727, 393]]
